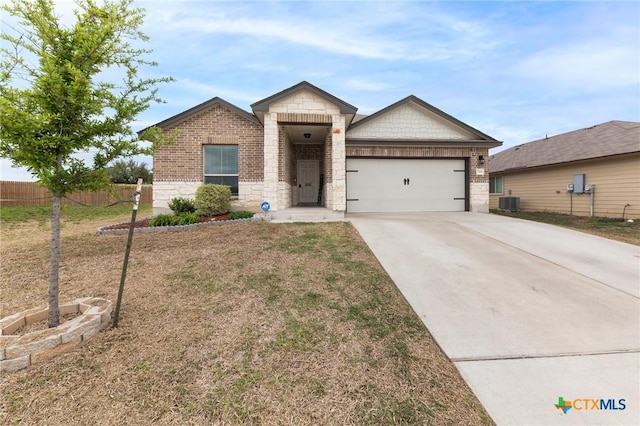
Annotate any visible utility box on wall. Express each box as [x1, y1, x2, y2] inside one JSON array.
[[573, 174, 585, 194]]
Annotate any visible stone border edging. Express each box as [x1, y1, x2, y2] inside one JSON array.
[[96, 215, 266, 235], [0, 297, 112, 373]]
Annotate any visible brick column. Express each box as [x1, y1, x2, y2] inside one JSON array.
[[263, 113, 279, 210], [331, 114, 346, 211]]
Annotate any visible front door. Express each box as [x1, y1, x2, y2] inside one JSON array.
[[297, 160, 320, 204]]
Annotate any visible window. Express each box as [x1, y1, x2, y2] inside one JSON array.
[[204, 145, 239, 195], [489, 176, 503, 194]]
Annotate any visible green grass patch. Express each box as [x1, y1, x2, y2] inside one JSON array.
[[355, 385, 435, 425], [270, 311, 326, 352], [0, 204, 151, 224], [491, 210, 640, 245], [240, 269, 285, 302]]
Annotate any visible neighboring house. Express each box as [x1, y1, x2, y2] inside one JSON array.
[[147, 81, 501, 215], [488, 120, 640, 218]]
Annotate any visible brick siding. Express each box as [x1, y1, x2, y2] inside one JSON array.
[[154, 105, 264, 183]]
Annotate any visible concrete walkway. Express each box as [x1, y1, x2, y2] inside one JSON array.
[[348, 212, 639, 425]]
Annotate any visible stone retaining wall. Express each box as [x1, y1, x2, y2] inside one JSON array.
[[0, 297, 112, 373]]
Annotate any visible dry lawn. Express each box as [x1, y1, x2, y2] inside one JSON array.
[[1, 215, 493, 425]]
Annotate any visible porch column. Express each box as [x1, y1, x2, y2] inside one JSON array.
[[331, 114, 346, 211], [263, 112, 279, 210]]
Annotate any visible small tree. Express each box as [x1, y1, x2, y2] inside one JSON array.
[[0, 0, 172, 327], [106, 159, 153, 184]]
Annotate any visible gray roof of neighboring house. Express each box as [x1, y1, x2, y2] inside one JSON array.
[[489, 120, 640, 174]]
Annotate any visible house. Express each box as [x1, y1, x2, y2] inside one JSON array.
[[148, 81, 501, 215], [488, 121, 640, 218]]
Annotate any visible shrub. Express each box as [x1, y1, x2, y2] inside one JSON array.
[[176, 212, 199, 225], [149, 214, 179, 227], [168, 197, 196, 214], [228, 210, 254, 220], [149, 212, 200, 227], [195, 184, 231, 216]]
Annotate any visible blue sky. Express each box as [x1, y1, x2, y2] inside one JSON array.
[[1, 0, 639, 181]]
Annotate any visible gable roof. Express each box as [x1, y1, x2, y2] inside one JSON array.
[[141, 97, 260, 133], [489, 120, 640, 174], [347, 95, 500, 146], [250, 81, 358, 124]]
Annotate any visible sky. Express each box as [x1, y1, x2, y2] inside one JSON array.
[[1, 0, 639, 181]]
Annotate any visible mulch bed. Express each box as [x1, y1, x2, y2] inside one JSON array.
[[101, 213, 229, 230]]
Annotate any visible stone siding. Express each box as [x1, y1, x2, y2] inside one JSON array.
[[263, 91, 342, 211], [470, 182, 490, 213], [263, 113, 279, 209], [270, 90, 341, 115], [153, 181, 201, 214], [153, 181, 265, 215], [331, 115, 346, 211], [347, 103, 474, 140]]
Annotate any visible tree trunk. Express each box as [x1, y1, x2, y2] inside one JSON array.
[[48, 194, 61, 327]]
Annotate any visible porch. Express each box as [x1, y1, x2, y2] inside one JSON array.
[[251, 82, 357, 213]]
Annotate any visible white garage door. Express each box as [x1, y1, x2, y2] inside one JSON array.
[[346, 158, 466, 213]]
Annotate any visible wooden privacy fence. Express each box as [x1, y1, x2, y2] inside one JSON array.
[[0, 181, 152, 207]]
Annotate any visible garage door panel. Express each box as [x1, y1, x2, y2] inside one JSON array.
[[346, 159, 466, 213]]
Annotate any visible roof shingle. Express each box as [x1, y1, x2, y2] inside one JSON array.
[[489, 121, 640, 173]]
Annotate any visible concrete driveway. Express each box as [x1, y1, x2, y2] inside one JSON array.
[[348, 212, 639, 425]]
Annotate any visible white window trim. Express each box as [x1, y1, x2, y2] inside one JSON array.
[[203, 145, 239, 196]]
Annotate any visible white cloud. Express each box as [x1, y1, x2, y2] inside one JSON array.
[[514, 42, 639, 91], [170, 78, 259, 105], [158, 16, 404, 60], [140, 1, 500, 63]]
